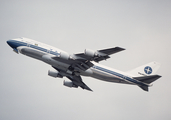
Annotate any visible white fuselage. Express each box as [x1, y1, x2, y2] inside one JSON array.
[[7, 37, 149, 87]]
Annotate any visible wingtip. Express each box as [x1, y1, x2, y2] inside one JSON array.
[[85, 87, 93, 92], [118, 47, 126, 51]]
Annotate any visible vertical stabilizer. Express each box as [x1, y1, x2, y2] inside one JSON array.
[[127, 61, 161, 77]]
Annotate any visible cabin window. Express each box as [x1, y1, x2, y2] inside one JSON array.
[[47, 49, 50, 53], [35, 43, 38, 46]]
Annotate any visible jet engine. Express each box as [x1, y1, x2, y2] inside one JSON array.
[[63, 80, 78, 88], [48, 70, 63, 78], [84, 49, 108, 61], [59, 52, 70, 60], [84, 49, 97, 57]]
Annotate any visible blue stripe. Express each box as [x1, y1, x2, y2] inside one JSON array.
[[10, 40, 147, 86], [10, 40, 60, 56], [94, 65, 146, 86]]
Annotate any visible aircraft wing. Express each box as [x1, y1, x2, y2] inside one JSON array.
[[74, 47, 125, 62], [98, 47, 125, 55], [52, 66, 92, 91], [51, 47, 124, 91], [67, 75, 92, 91], [52, 47, 125, 71], [52, 56, 94, 71]]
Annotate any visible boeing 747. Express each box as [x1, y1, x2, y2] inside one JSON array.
[[7, 37, 161, 91]]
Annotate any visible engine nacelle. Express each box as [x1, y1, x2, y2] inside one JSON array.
[[60, 52, 70, 60], [84, 49, 97, 57], [63, 80, 78, 88], [84, 49, 107, 58], [80, 69, 93, 76], [48, 70, 63, 78], [42, 55, 52, 63]]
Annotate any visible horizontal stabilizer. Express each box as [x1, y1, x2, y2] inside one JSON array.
[[134, 75, 161, 84], [139, 85, 149, 91]]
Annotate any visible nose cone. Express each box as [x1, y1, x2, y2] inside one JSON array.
[[7, 40, 10, 45], [7, 40, 17, 48], [7, 40, 18, 48]]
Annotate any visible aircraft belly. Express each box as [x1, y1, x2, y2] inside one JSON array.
[[18, 47, 69, 71], [91, 69, 133, 85], [18, 47, 46, 60], [42, 54, 70, 71]]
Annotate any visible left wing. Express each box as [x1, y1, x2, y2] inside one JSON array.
[[67, 75, 92, 91], [52, 66, 92, 91]]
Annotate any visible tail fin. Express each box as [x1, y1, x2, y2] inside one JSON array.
[[127, 61, 161, 77]]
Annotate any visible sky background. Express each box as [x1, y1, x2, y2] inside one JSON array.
[[0, 0, 171, 120]]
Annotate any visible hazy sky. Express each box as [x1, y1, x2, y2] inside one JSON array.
[[1, 0, 171, 120]]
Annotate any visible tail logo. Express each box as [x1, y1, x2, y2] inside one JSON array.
[[144, 66, 152, 74]]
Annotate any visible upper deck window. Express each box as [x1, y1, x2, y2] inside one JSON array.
[[35, 43, 38, 46]]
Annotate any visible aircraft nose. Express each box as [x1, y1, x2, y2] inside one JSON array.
[[7, 40, 16, 48], [7, 40, 12, 47]]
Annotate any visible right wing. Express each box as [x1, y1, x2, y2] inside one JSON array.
[[98, 47, 125, 55], [74, 47, 125, 62], [52, 47, 125, 72]]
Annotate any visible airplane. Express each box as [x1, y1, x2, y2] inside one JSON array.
[[7, 37, 162, 92]]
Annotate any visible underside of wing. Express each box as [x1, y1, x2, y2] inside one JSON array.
[[50, 47, 125, 92], [67, 75, 92, 91], [74, 47, 125, 62], [98, 47, 125, 55], [52, 56, 94, 71], [51, 66, 92, 91]]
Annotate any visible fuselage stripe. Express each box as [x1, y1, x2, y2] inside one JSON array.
[[12, 40, 146, 87], [12, 40, 60, 56], [94, 65, 145, 86]]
